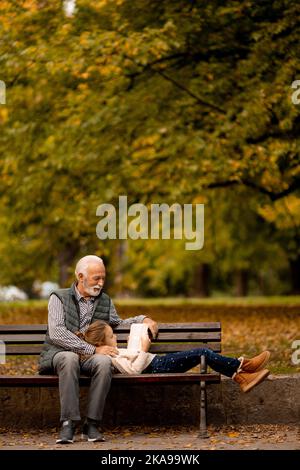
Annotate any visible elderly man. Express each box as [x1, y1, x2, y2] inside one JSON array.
[[39, 255, 158, 444]]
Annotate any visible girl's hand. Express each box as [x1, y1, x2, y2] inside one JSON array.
[[141, 334, 151, 352]]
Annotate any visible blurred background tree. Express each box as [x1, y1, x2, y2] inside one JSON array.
[[0, 0, 299, 296]]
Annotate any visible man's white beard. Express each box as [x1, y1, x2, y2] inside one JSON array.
[[84, 282, 102, 297]]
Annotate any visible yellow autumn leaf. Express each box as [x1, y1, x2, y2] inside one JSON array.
[[0, 108, 8, 123]]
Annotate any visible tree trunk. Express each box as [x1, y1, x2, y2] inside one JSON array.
[[23, 285, 39, 299], [235, 269, 249, 297], [289, 255, 300, 294], [57, 244, 79, 287], [191, 263, 210, 297], [113, 241, 128, 297]]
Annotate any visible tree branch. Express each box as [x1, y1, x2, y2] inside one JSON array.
[[206, 177, 300, 201], [154, 68, 226, 114], [124, 54, 226, 114]]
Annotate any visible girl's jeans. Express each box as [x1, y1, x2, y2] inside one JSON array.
[[144, 348, 240, 378]]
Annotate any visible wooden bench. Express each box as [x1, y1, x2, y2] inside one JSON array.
[[0, 322, 221, 437]]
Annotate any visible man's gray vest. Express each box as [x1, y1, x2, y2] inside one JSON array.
[[38, 283, 111, 374]]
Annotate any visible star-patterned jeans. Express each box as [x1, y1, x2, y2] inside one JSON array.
[[143, 348, 241, 378]]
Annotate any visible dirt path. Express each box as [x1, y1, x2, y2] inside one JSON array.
[[0, 424, 299, 450]]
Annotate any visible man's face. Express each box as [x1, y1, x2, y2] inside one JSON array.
[[79, 263, 106, 297]]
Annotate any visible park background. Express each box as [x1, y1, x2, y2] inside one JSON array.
[[0, 0, 300, 376]]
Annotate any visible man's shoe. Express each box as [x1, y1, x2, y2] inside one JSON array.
[[233, 368, 270, 393], [56, 420, 75, 444], [82, 420, 105, 442], [241, 351, 270, 373]]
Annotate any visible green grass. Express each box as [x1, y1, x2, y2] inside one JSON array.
[[114, 296, 300, 306], [1, 296, 300, 310]]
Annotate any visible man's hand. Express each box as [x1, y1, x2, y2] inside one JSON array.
[[143, 317, 158, 339], [95, 345, 118, 357]]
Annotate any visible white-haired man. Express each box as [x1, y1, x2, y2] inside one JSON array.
[[39, 255, 158, 444]]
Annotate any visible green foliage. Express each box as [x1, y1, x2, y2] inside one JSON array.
[[0, 0, 299, 293]]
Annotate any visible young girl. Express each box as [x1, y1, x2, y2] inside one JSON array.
[[77, 320, 270, 393]]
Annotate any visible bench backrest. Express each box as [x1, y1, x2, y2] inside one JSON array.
[[0, 322, 221, 356]]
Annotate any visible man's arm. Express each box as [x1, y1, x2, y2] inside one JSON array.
[[109, 300, 158, 338], [48, 294, 96, 355], [109, 300, 147, 327]]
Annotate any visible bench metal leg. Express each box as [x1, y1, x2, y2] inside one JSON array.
[[199, 354, 209, 439]]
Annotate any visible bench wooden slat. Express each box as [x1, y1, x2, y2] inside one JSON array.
[[0, 322, 221, 333], [0, 325, 48, 333], [0, 373, 221, 387], [112, 373, 221, 384], [1, 334, 47, 343], [4, 342, 221, 355], [0, 332, 221, 345], [4, 345, 44, 354]]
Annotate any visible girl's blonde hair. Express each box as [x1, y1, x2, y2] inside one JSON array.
[[76, 320, 108, 346]]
